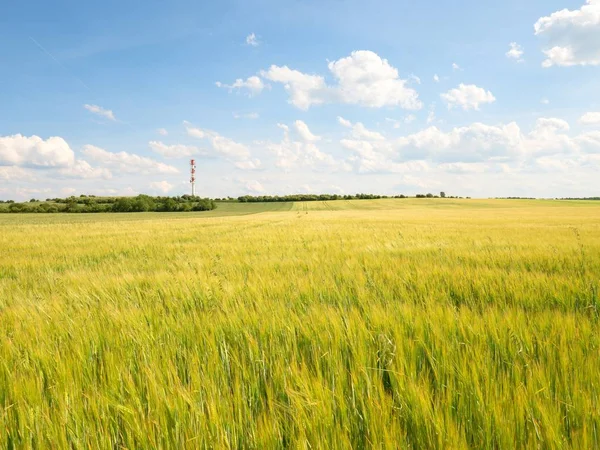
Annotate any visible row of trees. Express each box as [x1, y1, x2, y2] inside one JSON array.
[[0, 195, 216, 214], [238, 194, 389, 203], [110, 196, 215, 212], [238, 192, 462, 202]]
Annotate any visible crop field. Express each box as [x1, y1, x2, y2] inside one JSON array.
[[1, 199, 599, 449]]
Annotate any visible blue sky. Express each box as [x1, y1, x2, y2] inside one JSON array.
[[1, 0, 599, 199]]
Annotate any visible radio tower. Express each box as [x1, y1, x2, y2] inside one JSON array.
[[190, 159, 196, 197]]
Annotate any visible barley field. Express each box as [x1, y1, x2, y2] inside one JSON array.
[[1, 199, 599, 449]]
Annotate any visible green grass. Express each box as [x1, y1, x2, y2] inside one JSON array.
[[1, 199, 599, 448]]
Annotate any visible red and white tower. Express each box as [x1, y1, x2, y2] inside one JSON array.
[[190, 159, 196, 196]]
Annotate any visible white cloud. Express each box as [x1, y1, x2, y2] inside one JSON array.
[[386, 118, 403, 129], [246, 33, 259, 47], [268, 122, 343, 171], [427, 110, 436, 124], [216, 76, 265, 96], [580, 112, 600, 125], [233, 112, 259, 120], [184, 121, 260, 169], [433, 74, 440, 83], [385, 116, 415, 128], [409, 74, 421, 84], [0, 166, 32, 181], [81, 145, 179, 174], [84, 104, 116, 121], [441, 84, 496, 110], [245, 180, 265, 193], [577, 131, 600, 152], [398, 174, 441, 190], [261, 50, 422, 110], [149, 141, 202, 158], [14, 187, 51, 199], [351, 122, 385, 140], [506, 42, 525, 61], [338, 117, 597, 177], [535, 0, 600, 67], [452, 63, 461, 71], [438, 162, 490, 173], [541, 98, 550, 105], [294, 120, 321, 142], [59, 160, 112, 179], [0, 134, 75, 167], [185, 122, 250, 159], [234, 159, 262, 170], [338, 116, 352, 128], [0, 134, 114, 181], [260, 65, 330, 110], [150, 181, 174, 193], [157, 128, 168, 136], [61, 187, 77, 196]]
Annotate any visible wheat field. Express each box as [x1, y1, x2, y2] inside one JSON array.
[[0, 199, 599, 449]]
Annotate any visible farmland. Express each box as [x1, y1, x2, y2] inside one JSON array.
[[1, 199, 599, 448]]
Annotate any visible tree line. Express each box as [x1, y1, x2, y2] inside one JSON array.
[[237, 194, 388, 202], [0, 195, 216, 214], [0, 191, 465, 213], [237, 192, 462, 202]]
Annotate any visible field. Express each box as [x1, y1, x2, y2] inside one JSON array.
[[1, 199, 599, 449]]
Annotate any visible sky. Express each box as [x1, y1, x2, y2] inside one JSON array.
[[1, 0, 600, 200]]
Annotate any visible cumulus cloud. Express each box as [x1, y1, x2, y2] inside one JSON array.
[[433, 74, 440, 83], [338, 116, 599, 177], [0, 134, 75, 167], [58, 160, 112, 179], [157, 128, 168, 136], [409, 74, 421, 84], [84, 104, 116, 121], [452, 63, 461, 71], [438, 162, 490, 173], [351, 122, 385, 140], [535, 0, 600, 67], [294, 120, 321, 141], [441, 84, 496, 110], [246, 33, 259, 47], [184, 121, 260, 169], [0, 134, 115, 181], [580, 112, 600, 125], [506, 42, 525, 61], [261, 50, 422, 110], [185, 122, 250, 159], [150, 181, 174, 193], [81, 145, 179, 174], [245, 180, 265, 193], [338, 118, 426, 173], [338, 116, 352, 128], [216, 76, 265, 96], [386, 115, 417, 129], [267, 122, 344, 171], [0, 166, 32, 181], [427, 110, 436, 124], [234, 159, 262, 170], [149, 141, 203, 158]]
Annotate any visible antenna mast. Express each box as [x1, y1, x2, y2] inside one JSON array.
[[190, 159, 196, 196]]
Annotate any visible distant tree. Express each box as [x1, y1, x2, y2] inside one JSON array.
[[161, 198, 179, 212], [440, 191, 446, 198], [111, 198, 134, 212], [65, 199, 79, 213]]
